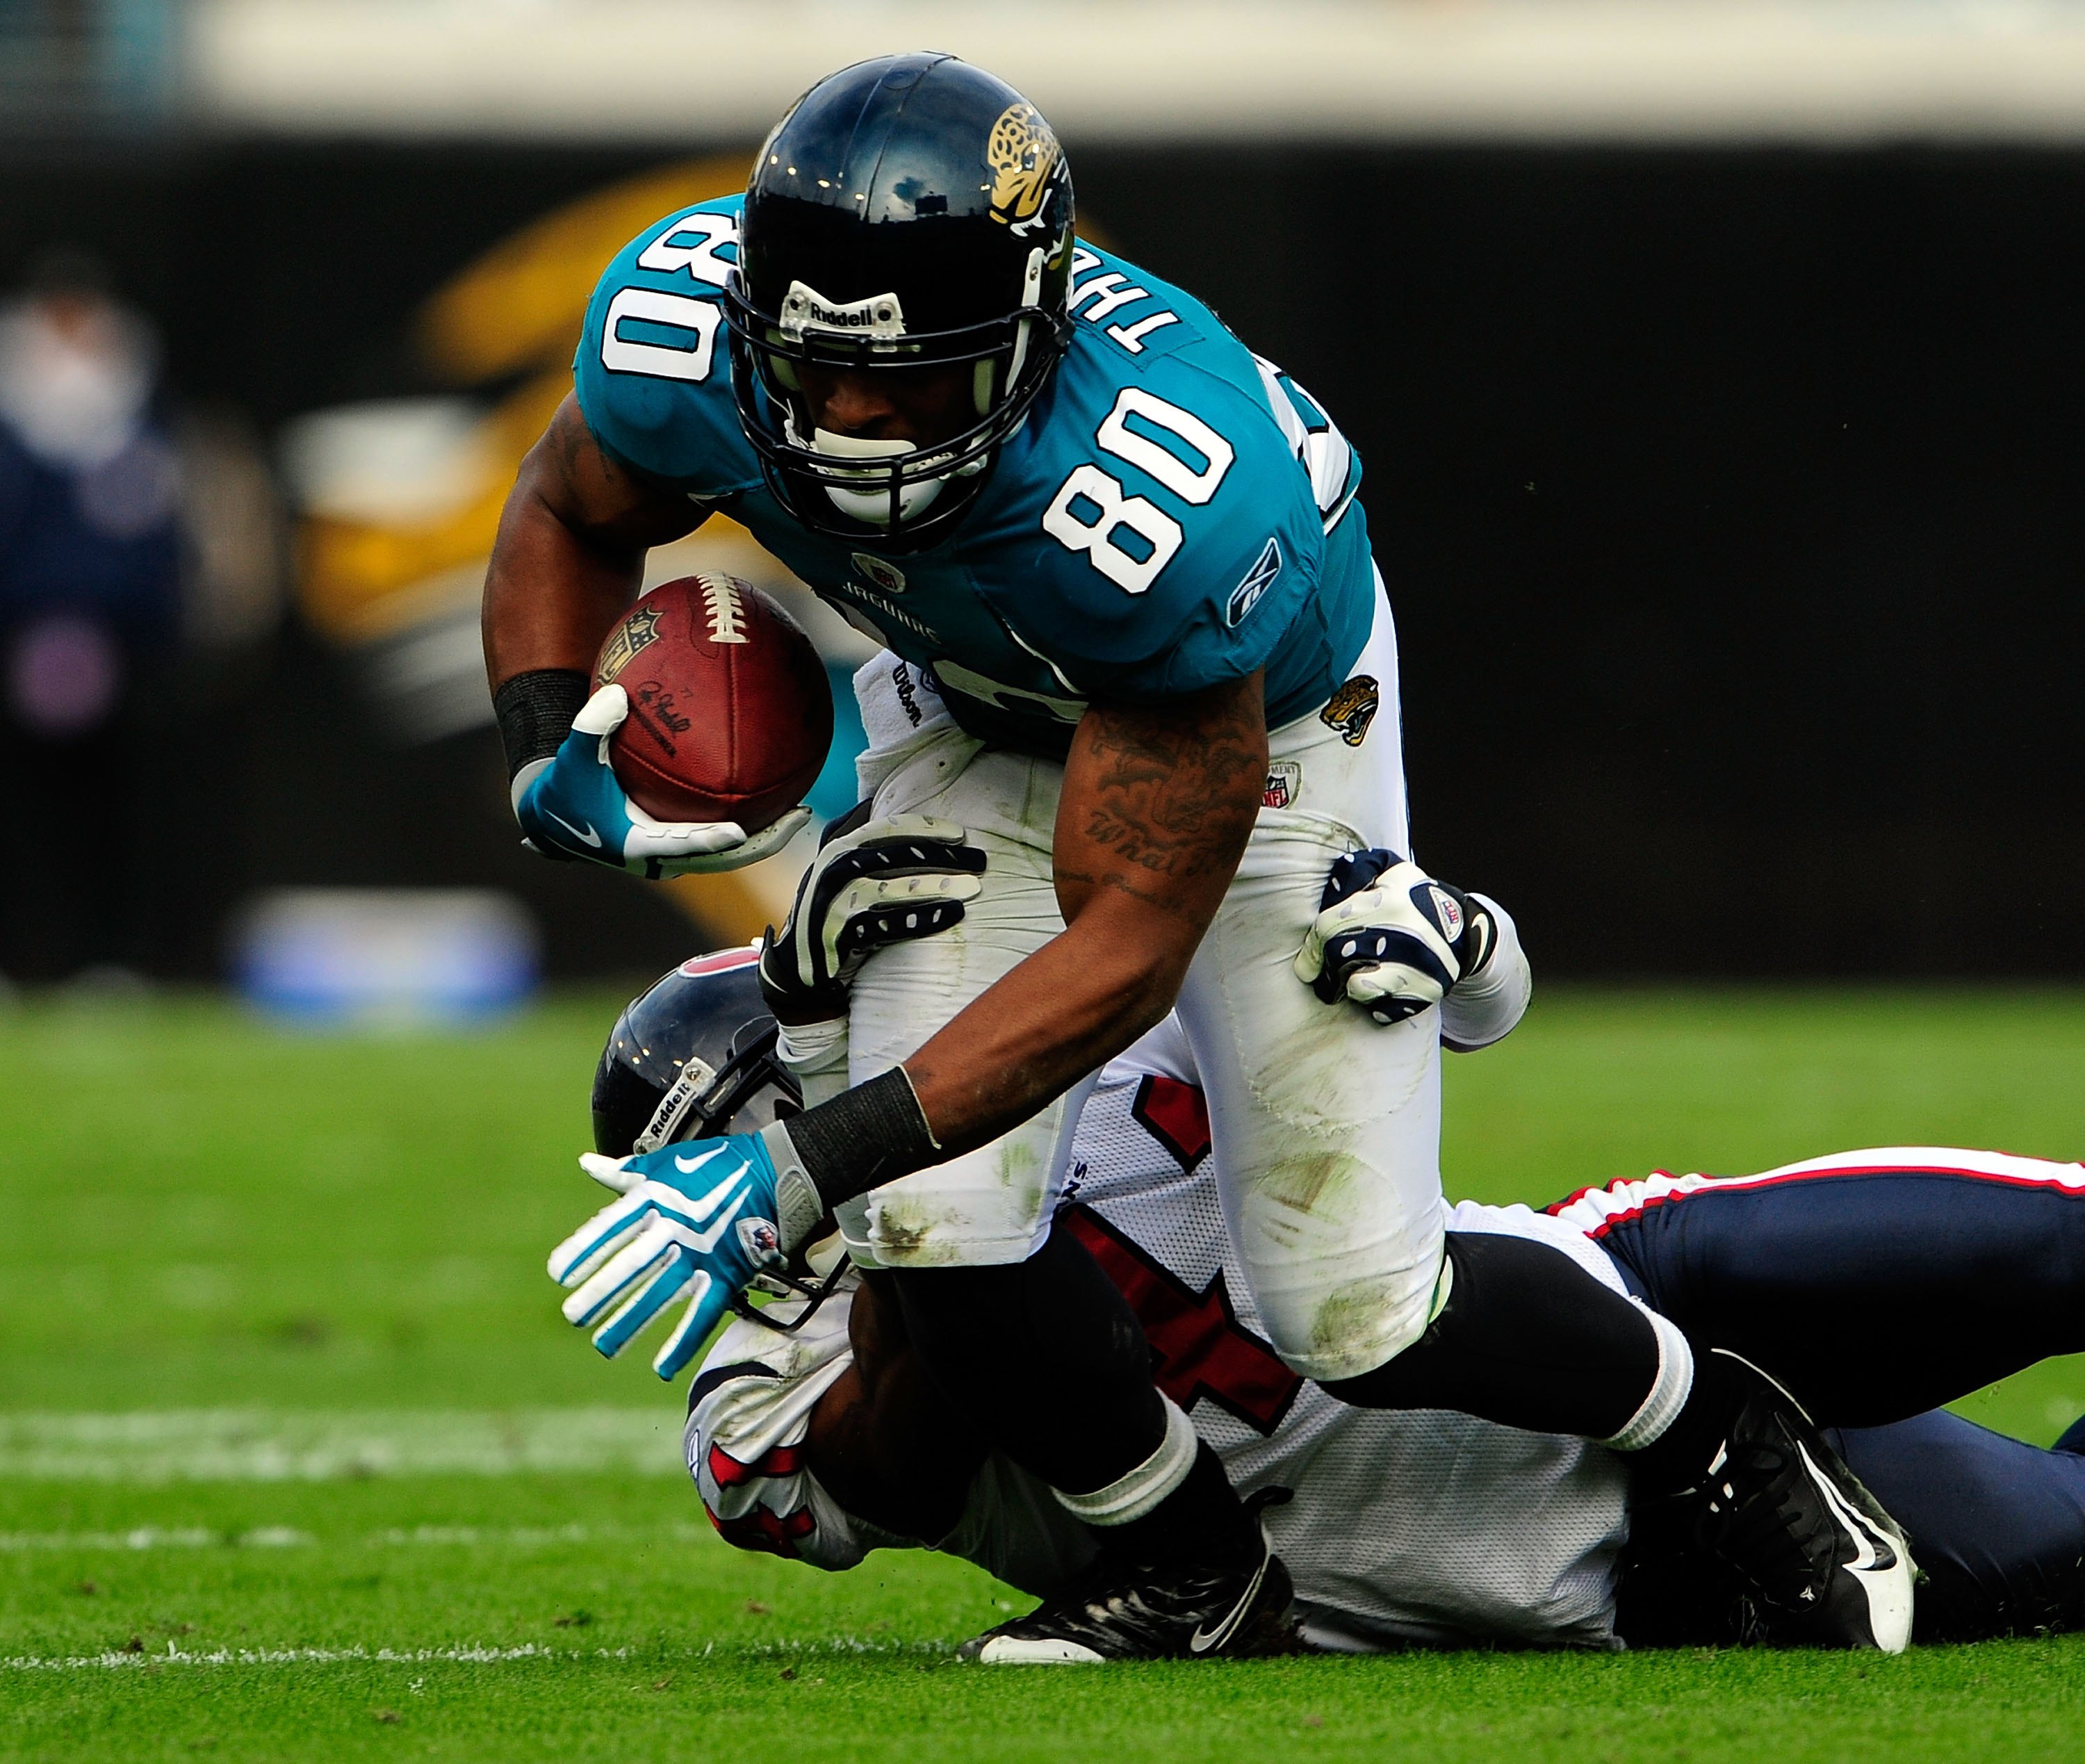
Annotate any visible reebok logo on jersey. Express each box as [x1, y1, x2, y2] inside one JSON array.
[[1226, 537, 1283, 628]]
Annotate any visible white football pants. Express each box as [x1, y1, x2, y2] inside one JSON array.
[[836, 590, 1444, 1382]]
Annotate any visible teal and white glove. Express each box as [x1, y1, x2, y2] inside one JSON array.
[[548, 1131, 797, 1380], [514, 685, 811, 879]]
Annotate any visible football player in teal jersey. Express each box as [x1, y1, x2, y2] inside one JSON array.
[[484, 54, 1911, 1658]]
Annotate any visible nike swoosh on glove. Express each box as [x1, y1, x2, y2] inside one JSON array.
[[1291, 849, 1496, 1025], [547, 1134, 785, 1379], [514, 685, 810, 879], [758, 812, 986, 1022]]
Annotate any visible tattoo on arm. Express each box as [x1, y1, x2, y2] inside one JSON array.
[[1060, 671, 1268, 920]]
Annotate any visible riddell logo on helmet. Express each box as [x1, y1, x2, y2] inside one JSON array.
[[780, 283, 905, 338]]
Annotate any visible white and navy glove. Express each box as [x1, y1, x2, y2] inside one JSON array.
[[758, 810, 986, 1023], [1293, 849, 1530, 1048], [512, 684, 811, 879]]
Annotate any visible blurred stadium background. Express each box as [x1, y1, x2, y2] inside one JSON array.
[[3, 0, 2082, 1011]]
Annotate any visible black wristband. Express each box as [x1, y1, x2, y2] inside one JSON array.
[[493, 669, 591, 781], [780, 1066, 942, 1212]]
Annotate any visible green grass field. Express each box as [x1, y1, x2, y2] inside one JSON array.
[[6, 988, 2085, 1761]]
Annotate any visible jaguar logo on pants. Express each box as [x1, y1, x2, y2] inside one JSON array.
[[1319, 675, 1380, 747]]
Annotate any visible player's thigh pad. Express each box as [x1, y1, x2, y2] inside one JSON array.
[[840, 728, 1090, 1268], [1176, 589, 1444, 1382]]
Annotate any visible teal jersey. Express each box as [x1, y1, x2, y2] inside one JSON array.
[[574, 195, 1377, 756]]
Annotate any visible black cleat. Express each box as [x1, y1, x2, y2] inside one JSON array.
[[1680, 1350, 1915, 1652], [959, 1534, 1305, 1664]]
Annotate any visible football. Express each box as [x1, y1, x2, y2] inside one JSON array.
[[591, 573, 833, 830]]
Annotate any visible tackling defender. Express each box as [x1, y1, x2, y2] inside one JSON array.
[[580, 947, 2085, 1654], [488, 56, 1907, 1656]]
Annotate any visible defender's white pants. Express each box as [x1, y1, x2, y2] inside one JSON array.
[[837, 595, 1443, 1381]]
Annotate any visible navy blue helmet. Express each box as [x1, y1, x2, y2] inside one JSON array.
[[591, 949, 799, 1158], [722, 52, 1077, 547]]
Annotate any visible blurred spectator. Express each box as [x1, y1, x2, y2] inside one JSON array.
[[0, 249, 183, 983]]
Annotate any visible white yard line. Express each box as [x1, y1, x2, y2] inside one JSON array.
[[363, 1522, 710, 1547], [0, 1527, 311, 1551], [0, 1522, 713, 1551], [3, 1642, 632, 1672], [2, 1638, 950, 1674], [0, 1410, 685, 1482]]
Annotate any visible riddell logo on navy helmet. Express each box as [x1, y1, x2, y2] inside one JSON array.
[[780, 283, 905, 337]]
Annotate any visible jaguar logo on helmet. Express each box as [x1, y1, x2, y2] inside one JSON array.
[[985, 103, 1063, 234], [1319, 675, 1380, 747]]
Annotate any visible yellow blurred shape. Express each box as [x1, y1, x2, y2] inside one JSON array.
[[300, 369, 566, 640], [417, 155, 750, 384], [300, 156, 751, 644]]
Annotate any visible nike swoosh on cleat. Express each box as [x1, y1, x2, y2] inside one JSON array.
[[1797, 1441, 1913, 1653], [545, 811, 604, 849], [1797, 1443, 1891, 1575], [1188, 1551, 1268, 1656]]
